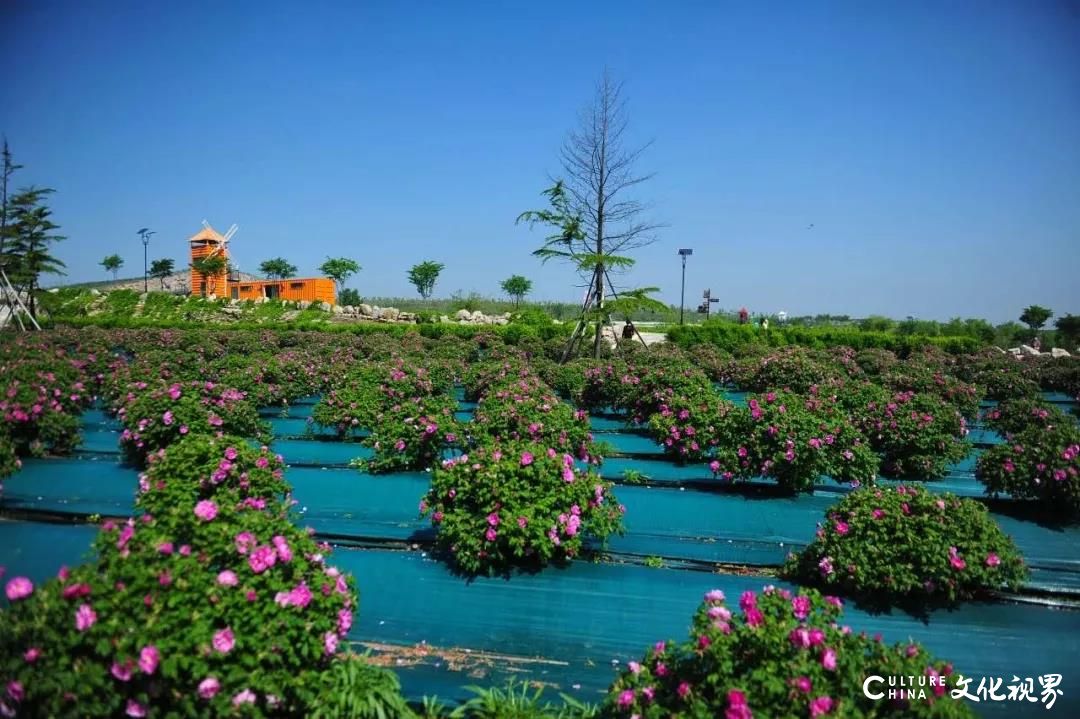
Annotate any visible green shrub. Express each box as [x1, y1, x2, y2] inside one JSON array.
[[0, 431, 21, 480], [118, 381, 269, 466], [976, 423, 1080, 513], [710, 390, 879, 493], [783, 485, 1027, 604], [0, 434, 357, 717], [600, 585, 973, 718], [838, 383, 970, 479], [421, 443, 624, 575]]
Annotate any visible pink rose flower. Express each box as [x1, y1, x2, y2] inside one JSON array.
[[5, 577, 33, 601], [75, 603, 96, 632], [198, 677, 220, 699], [194, 500, 218, 522], [213, 627, 235, 654], [139, 645, 160, 675]]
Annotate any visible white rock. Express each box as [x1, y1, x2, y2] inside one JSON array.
[[358, 303, 373, 316], [331, 305, 344, 315], [318, 301, 332, 312], [1051, 347, 1071, 358], [454, 309, 472, 321], [1020, 344, 1041, 356], [382, 307, 400, 321]]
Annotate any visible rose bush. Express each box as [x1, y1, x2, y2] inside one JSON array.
[[837, 383, 969, 479], [981, 398, 1071, 437], [976, 422, 1080, 513], [471, 374, 594, 452], [646, 389, 743, 463], [600, 585, 972, 718], [712, 390, 878, 493], [118, 381, 268, 466], [421, 443, 624, 575], [358, 394, 461, 473], [0, 356, 91, 456], [783, 485, 1027, 604], [0, 433, 357, 717]]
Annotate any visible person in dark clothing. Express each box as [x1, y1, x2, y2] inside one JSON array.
[[622, 321, 635, 340]]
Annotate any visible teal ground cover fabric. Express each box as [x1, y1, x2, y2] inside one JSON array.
[[0, 521, 1075, 716]]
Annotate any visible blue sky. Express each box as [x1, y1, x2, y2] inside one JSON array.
[[2, 0, 1077, 322]]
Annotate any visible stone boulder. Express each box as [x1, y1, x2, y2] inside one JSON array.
[[382, 307, 400, 321], [454, 309, 472, 321], [358, 303, 373, 316], [1019, 344, 1041, 357], [1051, 348, 1072, 358], [318, 302, 333, 313]]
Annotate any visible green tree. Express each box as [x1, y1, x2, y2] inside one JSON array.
[[859, 315, 895, 333], [338, 288, 362, 306], [100, 254, 123, 280], [149, 258, 175, 290], [318, 257, 360, 291], [1019, 305, 1053, 333], [258, 257, 297, 280], [500, 275, 532, 307], [0, 138, 23, 261], [407, 260, 444, 299], [4, 187, 66, 318], [1055, 314, 1080, 348], [191, 255, 227, 296]]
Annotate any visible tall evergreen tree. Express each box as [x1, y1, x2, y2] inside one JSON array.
[[5, 187, 67, 318]]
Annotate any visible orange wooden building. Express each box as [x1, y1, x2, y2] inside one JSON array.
[[188, 224, 336, 305]]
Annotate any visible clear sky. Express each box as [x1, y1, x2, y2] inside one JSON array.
[[2, 0, 1078, 322]]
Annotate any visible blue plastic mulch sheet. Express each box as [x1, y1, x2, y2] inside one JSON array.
[[8, 454, 1080, 593], [1, 520, 1076, 716], [0, 521, 98, 602]]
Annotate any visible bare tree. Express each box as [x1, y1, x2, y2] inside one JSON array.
[[520, 69, 662, 358]]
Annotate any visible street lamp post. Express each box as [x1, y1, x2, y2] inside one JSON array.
[[137, 228, 155, 293], [678, 248, 693, 325]]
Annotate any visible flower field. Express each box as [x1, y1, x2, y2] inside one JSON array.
[[2, 328, 1079, 717]]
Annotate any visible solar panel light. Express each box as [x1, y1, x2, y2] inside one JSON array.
[[678, 248, 693, 256]]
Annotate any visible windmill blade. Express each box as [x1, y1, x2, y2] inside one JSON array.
[[202, 219, 211, 230], [224, 224, 239, 242]]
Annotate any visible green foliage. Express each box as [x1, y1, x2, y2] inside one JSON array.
[[259, 257, 298, 279], [500, 275, 533, 307], [191, 255, 227, 295], [100, 253, 124, 279], [338, 288, 362, 306], [600, 586, 974, 718], [668, 321, 982, 355], [148, 258, 175, 288], [976, 421, 1080, 513], [319, 257, 361, 288], [1055, 314, 1080, 348], [304, 656, 416, 719], [118, 380, 269, 466], [449, 680, 597, 719], [408, 260, 446, 299], [1019, 305, 1053, 332], [355, 394, 462, 473], [784, 485, 1027, 605], [3, 186, 67, 317], [421, 443, 625, 575], [838, 383, 970, 479], [710, 390, 879, 493], [0, 430, 21, 478], [0, 433, 357, 718]]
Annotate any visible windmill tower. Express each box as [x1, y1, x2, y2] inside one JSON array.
[[188, 221, 238, 297]]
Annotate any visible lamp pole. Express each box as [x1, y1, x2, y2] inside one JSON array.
[[137, 228, 155, 292], [678, 248, 693, 325]]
